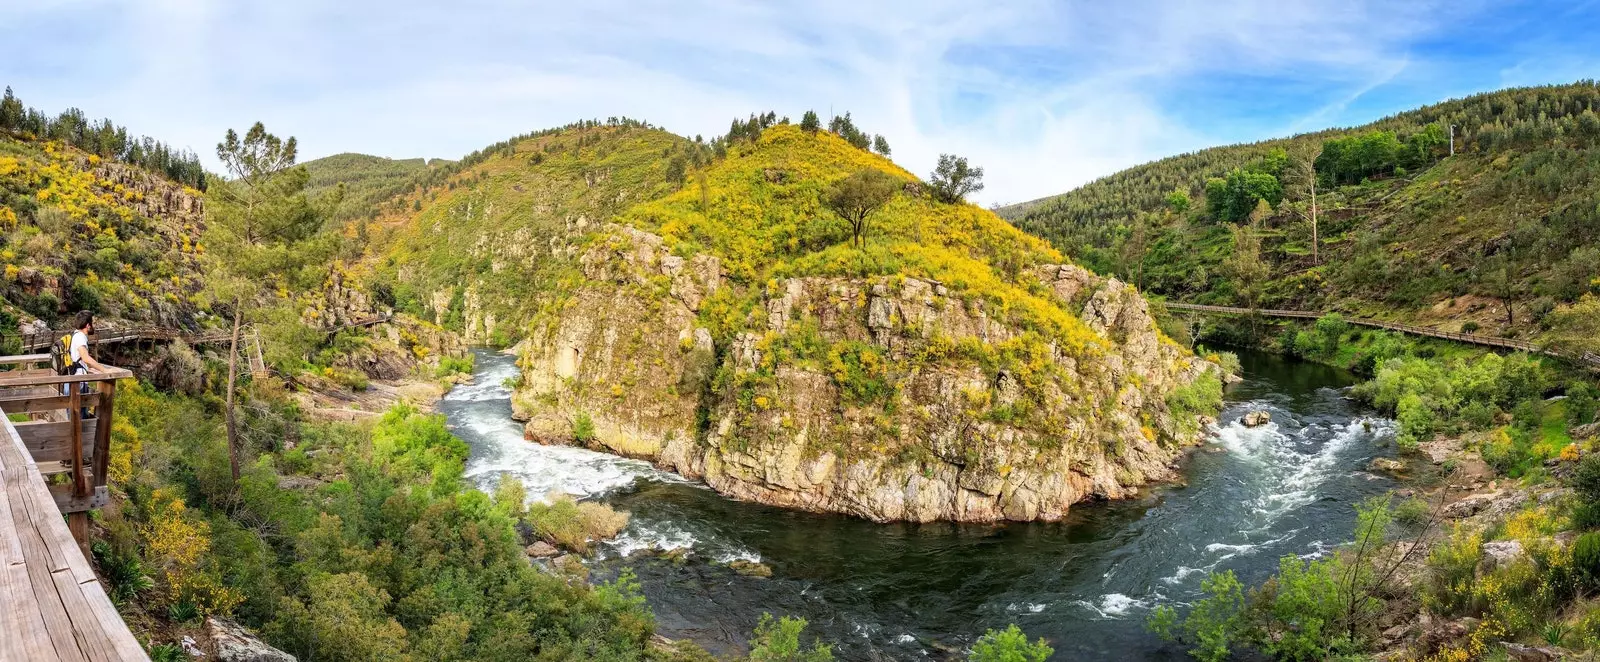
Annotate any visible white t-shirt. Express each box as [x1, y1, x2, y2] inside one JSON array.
[[69, 330, 89, 374]]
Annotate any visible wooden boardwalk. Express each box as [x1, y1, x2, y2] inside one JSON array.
[[0, 361, 148, 661], [12, 313, 392, 353], [1164, 302, 1600, 370]]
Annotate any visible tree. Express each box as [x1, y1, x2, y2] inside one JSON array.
[[0, 87, 22, 130], [800, 110, 821, 134], [206, 123, 329, 481], [824, 169, 899, 248], [1164, 188, 1191, 213], [872, 134, 891, 156], [1205, 168, 1282, 223], [969, 624, 1052, 662], [1224, 201, 1272, 336], [1285, 156, 1320, 264], [929, 154, 984, 203]]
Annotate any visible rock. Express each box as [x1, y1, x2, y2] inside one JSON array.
[[727, 559, 773, 578], [1573, 421, 1600, 439], [206, 617, 297, 662], [552, 554, 587, 579], [513, 225, 1222, 523], [1442, 491, 1500, 519], [1478, 540, 1525, 573], [1501, 642, 1567, 662], [526, 542, 559, 558], [1242, 410, 1272, 427], [1368, 457, 1407, 475]]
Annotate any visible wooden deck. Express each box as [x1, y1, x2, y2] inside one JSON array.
[[0, 360, 148, 661]]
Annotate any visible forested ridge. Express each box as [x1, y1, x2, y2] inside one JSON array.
[[1004, 81, 1600, 358]]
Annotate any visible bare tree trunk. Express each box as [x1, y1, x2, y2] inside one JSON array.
[[1310, 179, 1319, 265], [224, 296, 243, 482]]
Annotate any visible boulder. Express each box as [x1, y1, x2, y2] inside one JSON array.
[[1501, 642, 1568, 662], [1242, 410, 1272, 427], [727, 559, 773, 578], [207, 617, 297, 662], [1368, 457, 1407, 475], [526, 541, 559, 558], [1442, 492, 1500, 519], [1478, 540, 1525, 574]]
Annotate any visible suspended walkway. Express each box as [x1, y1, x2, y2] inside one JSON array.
[[1164, 302, 1600, 370]]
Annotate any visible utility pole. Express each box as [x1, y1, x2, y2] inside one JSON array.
[[1448, 124, 1455, 156]]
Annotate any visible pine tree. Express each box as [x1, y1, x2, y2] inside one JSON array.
[[206, 123, 331, 481], [872, 134, 891, 156], [800, 110, 820, 134]]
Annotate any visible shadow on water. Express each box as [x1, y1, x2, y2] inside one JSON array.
[[441, 348, 1395, 661]]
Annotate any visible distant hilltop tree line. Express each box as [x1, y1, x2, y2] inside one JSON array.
[[0, 86, 207, 190], [1016, 80, 1600, 238]]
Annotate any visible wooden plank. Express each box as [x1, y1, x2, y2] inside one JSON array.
[[0, 419, 32, 471], [50, 566, 115, 661], [0, 476, 22, 565], [9, 471, 90, 662], [49, 484, 109, 515], [78, 579, 153, 662], [2, 561, 58, 661], [0, 392, 102, 414], [14, 419, 99, 464], [26, 476, 95, 587]]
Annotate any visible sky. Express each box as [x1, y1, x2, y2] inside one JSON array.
[[2, 0, 1598, 205]]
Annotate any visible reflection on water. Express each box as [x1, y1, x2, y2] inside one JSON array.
[[441, 349, 1395, 660]]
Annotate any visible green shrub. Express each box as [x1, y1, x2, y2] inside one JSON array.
[[435, 354, 475, 378], [1461, 321, 1480, 334], [1573, 533, 1600, 590], [1567, 383, 1598, 426], [1395, 393, 1435, 450], [748, 613, 833, 662], [1392, 497, 1431, 527], [573, 411, 596, 443], [969, 624, 1052, 662], [1148, 570, 1244, 662], [525, 493, 629, 553]]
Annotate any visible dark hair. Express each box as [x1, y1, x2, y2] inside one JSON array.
[[73, 310, 94, 331]]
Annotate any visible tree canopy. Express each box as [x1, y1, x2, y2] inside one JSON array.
[[929, 154, 985, 203], [824, 168, 900, 247]]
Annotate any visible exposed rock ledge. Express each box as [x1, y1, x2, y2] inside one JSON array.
[[513, 225, 1221, 522]]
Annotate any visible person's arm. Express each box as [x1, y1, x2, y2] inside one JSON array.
[[77, 338, 109, 373]]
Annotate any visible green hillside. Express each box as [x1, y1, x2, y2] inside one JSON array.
[[302, 152, 448, 221], [366, 120, 698, 344], [1005, 81, 1600, 355]]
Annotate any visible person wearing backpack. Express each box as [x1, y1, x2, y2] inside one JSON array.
[[55, 311, 108, 418]]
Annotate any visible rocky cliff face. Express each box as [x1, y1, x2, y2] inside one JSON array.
[[513, 226, 1220, 523]]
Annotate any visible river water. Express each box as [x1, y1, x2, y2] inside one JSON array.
[[441, 349, 1396, 660]]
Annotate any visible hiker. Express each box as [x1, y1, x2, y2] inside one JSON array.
[[58, 311, 107, 417]]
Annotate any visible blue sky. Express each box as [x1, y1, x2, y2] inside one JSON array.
[[2, 0, 1597, 205]]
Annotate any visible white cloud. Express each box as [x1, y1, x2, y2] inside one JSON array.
[[0, 0, 1494, 204]]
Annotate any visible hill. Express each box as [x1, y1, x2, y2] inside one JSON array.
[[363, 119, 1223, 522], [301, 152, 449, 221], [1003, 81, 1600, 357]]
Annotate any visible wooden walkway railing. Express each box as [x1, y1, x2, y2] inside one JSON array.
[[1164, 302, 1600, 369], [0, 357, 147, 661], [12, 313, 393, 353]]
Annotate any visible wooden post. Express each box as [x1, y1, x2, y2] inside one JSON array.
[[93, 379, 114, 491], [67, 384, 88, 552]]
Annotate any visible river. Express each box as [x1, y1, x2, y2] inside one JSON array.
[[440, 348, 1397, 660]]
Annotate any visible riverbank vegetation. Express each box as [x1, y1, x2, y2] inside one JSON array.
[[1151, 309, 1600, 660]]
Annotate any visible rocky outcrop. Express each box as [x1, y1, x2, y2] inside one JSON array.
[[514, 226, 1220, 522], [206, 617, 297, 662]]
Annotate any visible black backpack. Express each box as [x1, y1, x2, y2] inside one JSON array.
[[49, 333, 78, 376]]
